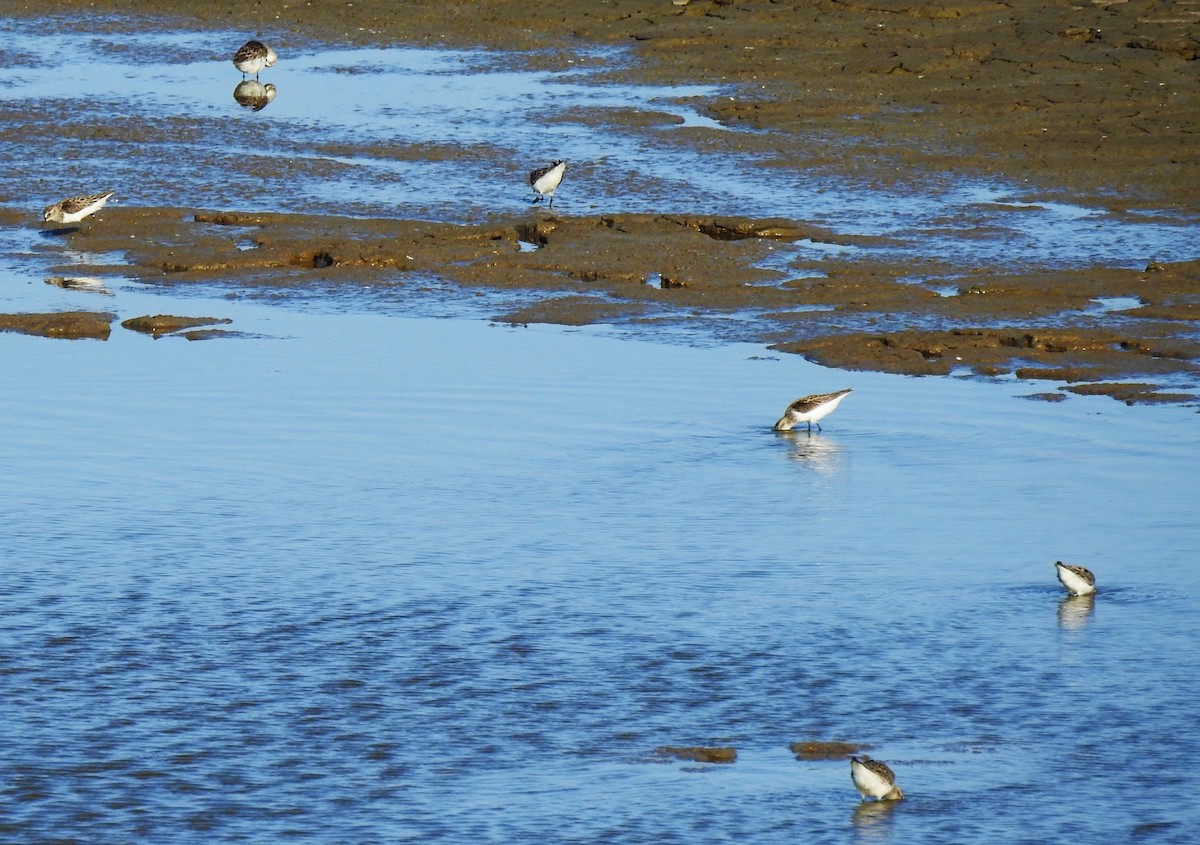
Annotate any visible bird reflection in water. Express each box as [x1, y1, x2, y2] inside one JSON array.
[[850, 797, 900, 839], [233, 80, 277, 111], [45, 276, 113, 296], [1057, 593, 1095, 629], [774, 429, 843, 472]]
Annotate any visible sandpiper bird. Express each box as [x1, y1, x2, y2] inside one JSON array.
[[850, 756, 904, 801], [42, 191, 115, 225], [233, 40, 277, 78], [530, 160, 566, 208], [1055, 561, 1096, 596], [773, 388, 852, 432]]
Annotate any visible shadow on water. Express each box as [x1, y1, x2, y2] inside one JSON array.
[[37, 225, 82, 237]]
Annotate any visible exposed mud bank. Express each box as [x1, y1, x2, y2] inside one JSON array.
[[4, 1, 1198, 401], [0, 310, 113, 340], [654, 746, 738, 764], [790, 741, 865, 760], [0, 306, 235, 341], [37, 206, 1200, 401], [6, 0, 1196, 210]]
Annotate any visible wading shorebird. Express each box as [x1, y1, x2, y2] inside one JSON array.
[[233, 40, 278, 79], [1055, 561, 1096, 596], [530, 160, 566, 208], [42, 191, 115, 226], [850, 756, 904, 801], [773, 388, 852, 432]]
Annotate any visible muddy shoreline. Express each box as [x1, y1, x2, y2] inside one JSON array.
[[9, 0, 1195, 209], [3, 1, 1198, 402], [13, 205, 1195, 402]]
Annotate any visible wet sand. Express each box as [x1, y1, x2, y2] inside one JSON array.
[[3, 0, 1198, 401]]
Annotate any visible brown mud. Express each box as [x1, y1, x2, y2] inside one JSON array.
[[0, 307, 236, 341], [789, 741, 865, 760], [44, 206, 1200, 400], [120, 314, 234, 337], [654, 745, 738, 764], [5, 0, 1198, 402], [0, 310, 114, 340]]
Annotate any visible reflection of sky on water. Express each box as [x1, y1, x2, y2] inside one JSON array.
[[2, 277, 1199, 840]]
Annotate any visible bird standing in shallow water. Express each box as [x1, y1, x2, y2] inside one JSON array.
[[773, 388, 852, 432], [233, 40, 277, 78], [1055, 561, 1096, 596], [530, 160, 566, 208], [42, 191, 115, 225], [850, 756, 904, 801]]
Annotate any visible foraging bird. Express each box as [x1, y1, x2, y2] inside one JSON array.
[[42, 191, 115, 225], [530, 160, 566, 208], [1055, 561, 1096, 596], [850, 756, 904, 801], [233, 40, 277, 78], [773, 388, 852, 432]]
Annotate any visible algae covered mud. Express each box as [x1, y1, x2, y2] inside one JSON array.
[[1, 1, 1198, 402]]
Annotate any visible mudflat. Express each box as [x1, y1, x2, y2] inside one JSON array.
[[5, 0, 1198, 401]]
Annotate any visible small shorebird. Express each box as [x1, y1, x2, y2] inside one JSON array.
[[530, 160, 566, 208], [233, 40, 277, 78], [773, 388, 852, 432], [850, 756, 904, 801], [42, 191, 115, 225], [1055, 561, 1096, 596]]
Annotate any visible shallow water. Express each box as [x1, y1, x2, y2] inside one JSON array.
[[2, 274, 1199, 843], [1, 22, 1196, 272], [2, 16, 1200, 845]]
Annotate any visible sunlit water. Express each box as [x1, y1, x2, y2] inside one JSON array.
[[1, 15, 1199, 845], [2, 271, 1199, 843]]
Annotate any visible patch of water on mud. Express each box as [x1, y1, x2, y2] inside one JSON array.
[[1088, 296, 1142, 313]]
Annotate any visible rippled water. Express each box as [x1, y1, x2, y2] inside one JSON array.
[[2, 275, 1198, 842], [2, 15, 1199, 845]]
